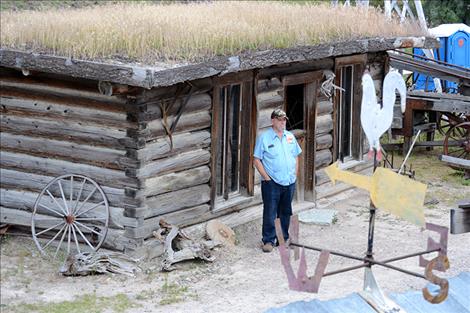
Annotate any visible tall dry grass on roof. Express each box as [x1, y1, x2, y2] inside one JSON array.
[[0, 1, 426, 63]]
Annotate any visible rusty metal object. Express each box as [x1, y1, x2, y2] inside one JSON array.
[[419, 223, 448, 272], [422, 255, 450, 304]]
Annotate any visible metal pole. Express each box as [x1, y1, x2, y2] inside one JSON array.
[[365, 149, 378, 264]]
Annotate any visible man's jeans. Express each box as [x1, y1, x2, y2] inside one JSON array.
[[261, 180, 296, 245]]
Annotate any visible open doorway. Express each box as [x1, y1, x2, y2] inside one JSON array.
[[285, 84, 304, 131]]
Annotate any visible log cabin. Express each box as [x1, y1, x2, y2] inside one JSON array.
[[0, 4, 438, 255]]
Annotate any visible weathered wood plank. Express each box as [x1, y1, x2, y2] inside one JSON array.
[[1, 132, 134, 170], [1, 114, 128, 149], [0, 96, 131, 128], [1, 151, 137, 189], [143, 166, 210, 197], [138, 78, 212, 103], [0, 188, 137, 228], [0, 168, 126, 207], [145, 184, 211, 218], [130, 131, 210, 163], [146, 110, 211, 139], [128, 149, 210, 178]]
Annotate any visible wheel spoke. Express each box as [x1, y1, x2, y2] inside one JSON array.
[[36, 221, 65, 237], [71, 223, 81, 254], [75, 217, 106, 222], [75, 221, 104, 237], [54, 224, 69, 258], [45, 191, 67, 216], [72, 178, 87, 215], [72, 224, 95, 251], [75, 200, 106, 218], [75, 186, 97, 216], [69, 175, 74, 203], [67, 225, 71, 255], [42, 223, 67, 250], [57, 179, 70, 214]]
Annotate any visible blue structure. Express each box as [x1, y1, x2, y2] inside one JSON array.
[[266, 272, 470, 313], [413, 24, 470, 93]]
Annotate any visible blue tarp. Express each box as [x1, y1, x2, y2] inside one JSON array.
[[266, 272, 470, 313]]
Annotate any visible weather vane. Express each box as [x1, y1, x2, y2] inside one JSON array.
[[274, 71, 450, 312]]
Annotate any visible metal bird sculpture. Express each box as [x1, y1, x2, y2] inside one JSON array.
[[360, 71, 407, 160]]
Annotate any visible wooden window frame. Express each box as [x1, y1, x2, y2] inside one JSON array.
[[282, 71, 323, 202], [333, 54, 367, 162], [210, 72, 256, 212]]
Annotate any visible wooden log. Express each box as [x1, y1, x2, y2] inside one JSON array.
[[138, 78, 212, 103], [0, 188, 137, 228], [316, 133, 333, 150], [450, 207, 470, 234], [145, 184, 210, 218], [0, 151, 137, 189], [129, 148, 210, 179], [0, 206, 130, 251], [317, 100, 333, 115], [315, 149, 333, 168], [315, 168, 330, 186], [439, 155, 470, 170], [0, 77, 128, 106], [125, 204, 211, 238], [130, 131, 210, 163], [146, 110, 211, 139], [143, 166, 210, 197], [257, 107, 280, 130], [316, 114, 333, 135], [257, 90, 283, 110], [257, 78, 282, 93], [1, 132, 134, 170], [0, 96, 130, 128], [143, 93, 211, 120], [1, 114, 127, 149], [0, 168, 126, 208]]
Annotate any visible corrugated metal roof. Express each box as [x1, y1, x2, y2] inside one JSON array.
[[266, 272, 470, 313]]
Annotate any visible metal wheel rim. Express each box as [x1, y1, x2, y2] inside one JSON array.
[[31, 174, 109, 258], [443, 122, 470, 164]]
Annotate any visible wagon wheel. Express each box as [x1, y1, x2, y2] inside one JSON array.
[[443, 122, 470, 164], [437, 112, 468, 136], [31, 174, 109, 258]]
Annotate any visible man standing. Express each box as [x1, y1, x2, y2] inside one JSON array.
[[253, 109, 301, 253]]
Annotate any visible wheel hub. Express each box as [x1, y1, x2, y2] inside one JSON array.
[[65, 215, 75, 224]]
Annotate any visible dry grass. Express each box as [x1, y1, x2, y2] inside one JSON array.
[[0, 1, 426, 63]]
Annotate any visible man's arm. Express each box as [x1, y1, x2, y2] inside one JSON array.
[[254, 158, 271, 181]]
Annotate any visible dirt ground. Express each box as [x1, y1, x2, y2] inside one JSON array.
[[1, 149, 469, 313]]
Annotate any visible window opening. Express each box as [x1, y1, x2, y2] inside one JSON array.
[[216, 84, 242, 199], [338, 65, 354, 161]]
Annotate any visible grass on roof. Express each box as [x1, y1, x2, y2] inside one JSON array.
[[0, 1, 426, 63]]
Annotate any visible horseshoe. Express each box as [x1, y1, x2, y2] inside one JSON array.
[[422, 255, 450, 304]]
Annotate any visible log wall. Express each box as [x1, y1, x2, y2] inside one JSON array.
[[0, 68, 143, 251], [125, 78, 214, 239]]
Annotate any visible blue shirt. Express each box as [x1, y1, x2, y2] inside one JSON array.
[[254, 128, 302, 186]]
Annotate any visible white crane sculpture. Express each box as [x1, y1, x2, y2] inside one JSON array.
[[360, 71, 407, 160]]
